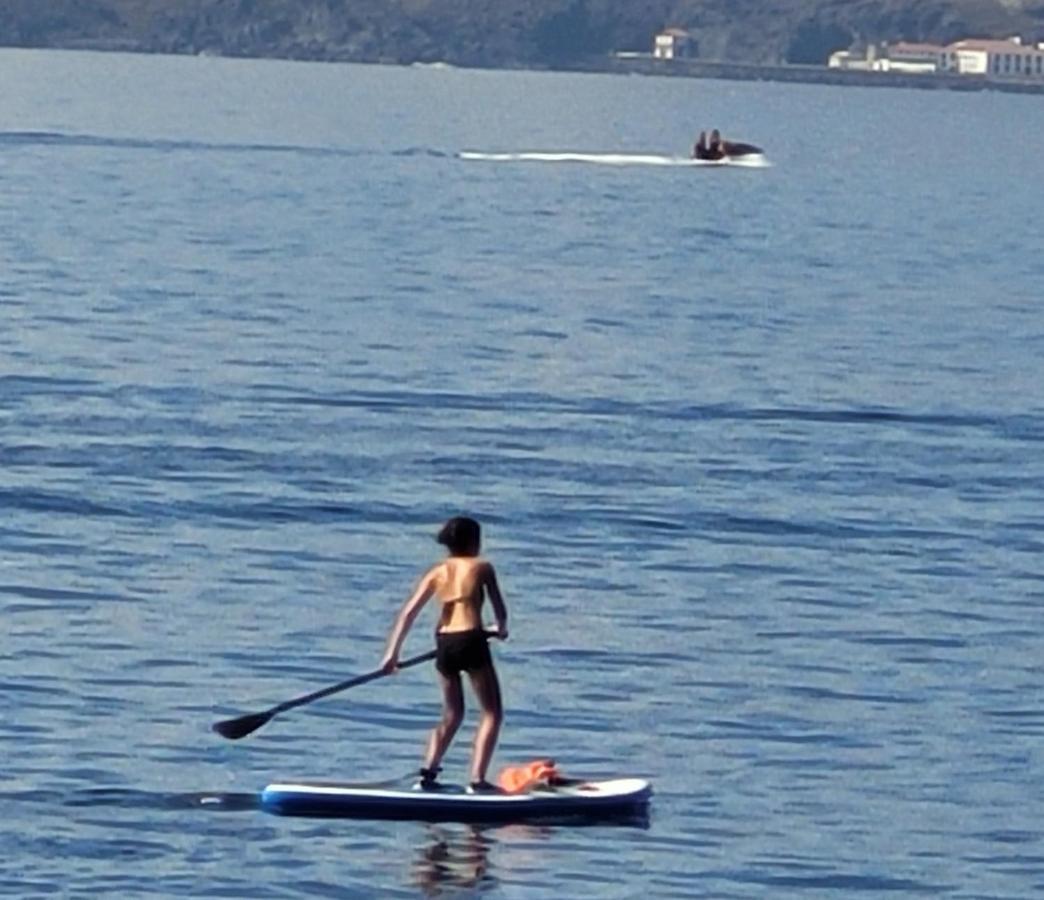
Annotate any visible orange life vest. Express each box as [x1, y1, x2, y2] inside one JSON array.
[[496, 758, 561, 794]]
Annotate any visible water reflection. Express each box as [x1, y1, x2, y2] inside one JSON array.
[[409, 817, 648, 895], [411, 824, 501, 895]]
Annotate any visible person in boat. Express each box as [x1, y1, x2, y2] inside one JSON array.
[[381, 516, 509, 794], [695, 129, 763, 161], [693, 130, 708, 159], [707, 129, 726, 160]]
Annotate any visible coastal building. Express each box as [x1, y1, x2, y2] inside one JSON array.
[[828, 36, 1044, 79], [654, 28, 695, 60], [828, 49, 871, 70], [942, 38, 1044, 77], [876, 41, 944, 73]]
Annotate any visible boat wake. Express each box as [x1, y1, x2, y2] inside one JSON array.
[[459, 150, 770, 168]]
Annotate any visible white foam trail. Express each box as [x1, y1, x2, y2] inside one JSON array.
[[458, 151, 770, 168]]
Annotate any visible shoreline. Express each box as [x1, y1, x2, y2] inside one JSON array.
[[572, 55, 1044, 96], [4, 41, 1044, 95]]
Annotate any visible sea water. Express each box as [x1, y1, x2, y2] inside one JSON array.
[[1, 48, 1043, 898]]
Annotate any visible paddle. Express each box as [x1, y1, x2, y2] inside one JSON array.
[[212, 648, 437, 741]]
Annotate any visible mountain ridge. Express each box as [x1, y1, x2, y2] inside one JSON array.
[[2, 0, 1043, 67]]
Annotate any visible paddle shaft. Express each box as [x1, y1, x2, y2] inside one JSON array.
[[268, 630, 499, 715], [213, 632, 500, 739], [271, 648, 436, 716]]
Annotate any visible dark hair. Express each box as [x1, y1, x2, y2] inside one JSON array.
[[437, 516, 481, 556]]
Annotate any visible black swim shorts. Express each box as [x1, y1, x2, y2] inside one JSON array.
[[435, 629, 492, 677]]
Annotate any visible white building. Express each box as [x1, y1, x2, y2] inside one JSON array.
[[875, 41, 945, 73], [830, 41, 946, 73], [827, 36, 1044, 79], [941, 37, 1044, 77], [654, 29, 694, 60], [828, 49, 872, 70]]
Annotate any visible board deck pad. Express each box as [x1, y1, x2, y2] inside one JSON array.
[[261, 777, 651, 823]]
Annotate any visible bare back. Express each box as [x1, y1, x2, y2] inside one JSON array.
[[432, 557, 488, 633]]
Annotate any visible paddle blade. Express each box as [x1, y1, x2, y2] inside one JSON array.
[[212, 710, 275, 741]]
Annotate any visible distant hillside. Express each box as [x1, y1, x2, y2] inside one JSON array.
[[1, 0, 1042, 66]]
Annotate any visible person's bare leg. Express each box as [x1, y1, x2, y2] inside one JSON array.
[[466, 665, 503, 783], [423, 671, 464, 771]]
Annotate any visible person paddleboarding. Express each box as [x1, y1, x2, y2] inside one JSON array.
[[380, 516, 509, 793]]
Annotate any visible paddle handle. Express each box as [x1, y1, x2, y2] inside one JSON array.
[[272, 648, 438, 715]]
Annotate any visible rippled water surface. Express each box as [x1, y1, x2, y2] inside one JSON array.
[[2, 48, 1043, 898]]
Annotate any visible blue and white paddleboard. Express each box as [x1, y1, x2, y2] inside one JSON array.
[[261, 777, 651, 822]]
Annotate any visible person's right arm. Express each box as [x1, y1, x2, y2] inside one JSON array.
[[380, 567, 437, 672]]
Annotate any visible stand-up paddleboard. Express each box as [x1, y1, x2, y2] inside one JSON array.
[[261, 777, 651, 823]]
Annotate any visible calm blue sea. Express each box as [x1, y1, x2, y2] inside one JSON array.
[[2, 47, 1043, 898]]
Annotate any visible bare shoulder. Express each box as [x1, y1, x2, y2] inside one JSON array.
[[423, 560, 448, 585]]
